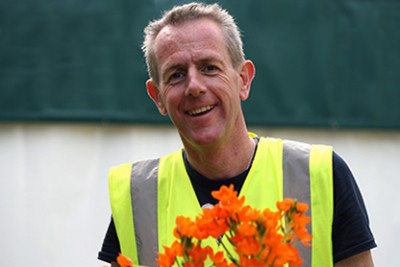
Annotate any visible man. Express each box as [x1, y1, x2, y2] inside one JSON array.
[[99, 3, 376, 266]]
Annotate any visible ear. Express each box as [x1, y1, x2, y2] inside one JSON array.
[[146, 79, 167, 115], [238, 60, 255, 101]]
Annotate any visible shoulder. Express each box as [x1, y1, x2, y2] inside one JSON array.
[[108, 163, 134, 184], [260, 137, 333, 159], [108, 153, 174, 177], [331, 151, 364, 204], [332, 152, 351, 178], [260, 136, 332, 149], [109, 148, 184, 171]]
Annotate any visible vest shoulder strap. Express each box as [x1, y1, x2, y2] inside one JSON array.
[[310, 144, 334, 267], [130, 159, 159, 266], [108, 163, 138, 264], [281, 139, 333, 267], [109, 159, 160, 266]]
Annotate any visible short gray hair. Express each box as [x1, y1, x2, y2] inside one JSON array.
[[142, 2, 245, 85]]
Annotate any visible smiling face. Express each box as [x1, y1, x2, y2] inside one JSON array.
[[146, 18, 255, 148]]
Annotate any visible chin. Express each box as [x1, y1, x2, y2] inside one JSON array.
[[182, 129, 224, 147]]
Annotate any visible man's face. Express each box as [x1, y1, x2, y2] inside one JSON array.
[[147, 18, 254, 147]]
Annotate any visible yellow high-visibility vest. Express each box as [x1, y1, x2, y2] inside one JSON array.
[[109, 136, 333, 267]]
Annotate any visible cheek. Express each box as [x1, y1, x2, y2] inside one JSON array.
[[216, 74, 242, 100], [163, 89, 182, 111]]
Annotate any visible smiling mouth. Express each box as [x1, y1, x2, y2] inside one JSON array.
[[187, 105, 215, 116]]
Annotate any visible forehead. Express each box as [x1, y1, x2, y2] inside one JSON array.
[[153, 18, 231, 68]]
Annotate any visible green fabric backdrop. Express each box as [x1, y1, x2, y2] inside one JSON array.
[[1, 0, 399, 128]]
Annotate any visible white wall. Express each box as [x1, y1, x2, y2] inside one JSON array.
[[0, 123, 397, 266]]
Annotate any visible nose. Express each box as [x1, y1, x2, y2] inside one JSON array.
[[185, 67, 206, 97]]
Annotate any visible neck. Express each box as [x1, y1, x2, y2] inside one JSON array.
[[183, 131, 256, 180]]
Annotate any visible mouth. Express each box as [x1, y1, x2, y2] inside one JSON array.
[[186, 105, 215, 116]]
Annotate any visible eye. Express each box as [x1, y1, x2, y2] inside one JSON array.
[[202, 64, 219, 74], [168, 70, 186, 83]]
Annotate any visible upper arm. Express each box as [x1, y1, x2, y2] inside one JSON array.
[[334, 250, 374, 267], [332, 152, 377, 262], [98, 217, 121, 263]]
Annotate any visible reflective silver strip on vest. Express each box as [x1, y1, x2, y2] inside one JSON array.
[[283, 140, 312, 267], [131, 159, 160, 267]]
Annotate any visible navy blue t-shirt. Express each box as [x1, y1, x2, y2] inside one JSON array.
[[98, 145, 376, 263]]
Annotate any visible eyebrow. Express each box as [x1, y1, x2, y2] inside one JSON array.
[[198, 56, 224, 65], [164, 64, 184, 75]]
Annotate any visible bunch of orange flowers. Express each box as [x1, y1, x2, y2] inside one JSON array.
[[114, 184, 312, 267]]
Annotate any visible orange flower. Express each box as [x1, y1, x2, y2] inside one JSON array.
[[260, 208, 281, 231], [291, 213, 312, 246], [212, 185, 245, 214], [117, 253, 133, 267], [234, 237, 261, 256], [211, 184, 238, 202], [239, 257, 269, 267], [293, 227, 312, 246], [296, 202, 308, 213], [274, 244, 302, 267], [237, 205, 261, 223], [196, 206, 229, 238], [156, 241, 183, 266], [175, 216, 197, 238], [292, 213, 310, 226], [141, 186, 311, 267], [263, 232, 283, 248], [156, 252, 175, 267], [187, 244, 209, 263], [209, 251, 225, 263], [165, 241, 183, 258], [276, 198, 294, 212], [236, 222, 257, 237], [209, 250, 238, 267]]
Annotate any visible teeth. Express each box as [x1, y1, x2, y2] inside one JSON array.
[[188, 105, 214, 115]]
